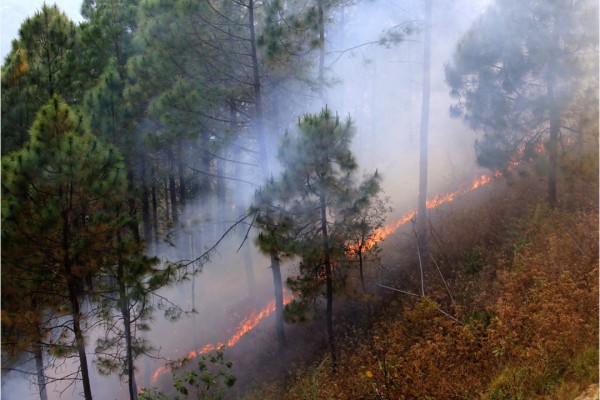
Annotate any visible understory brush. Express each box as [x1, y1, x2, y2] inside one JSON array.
[[264, 179, 598, 400]]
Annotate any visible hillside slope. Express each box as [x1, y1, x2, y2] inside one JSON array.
[[240, 172, 598, 399]]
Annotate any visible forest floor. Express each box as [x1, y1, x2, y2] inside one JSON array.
[[575, 384, 599, 400], [178, 167, 598, 400], [232, 170, 599, 399]]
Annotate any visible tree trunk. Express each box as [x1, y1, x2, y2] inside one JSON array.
[[34, 341, 48, 400], [190, 232, 197, 310], [194, 132, 213, 243], [216, 155, 227, 235], [358, 247, 366, 293], [68, 283, 93, 400], [151, 167, 159, 247], [127, 173, 141, 245], [548, 104, 559, 207], [168, 171, 178, 228], [63, 189, 93, 400], [319, 193, 336, 370], [547, 25, 560, 208], [177, 141, 186, 207], [118, 262, 137, 400], [248, 0, 270, 178], [270, 253, 286, 348], [164, 176, 170, 223], [317, 0, 326, 101], [141, 160, 153, 248], [417, 0, 432, 253]]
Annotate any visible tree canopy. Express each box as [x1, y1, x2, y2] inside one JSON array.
[[251, 107, 385, 368], [445, 0, 598, 205], [2, 95, 128, 399]]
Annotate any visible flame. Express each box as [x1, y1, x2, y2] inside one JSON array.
[[150, 365, 170, 385], [347, 172, 501, 255], [150, 173, 503, 385], [150, 294, 294, 384]]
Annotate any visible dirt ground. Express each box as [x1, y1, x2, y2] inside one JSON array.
[[576, 384, 599, 400]]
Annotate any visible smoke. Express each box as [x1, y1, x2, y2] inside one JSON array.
[[299, 0, 493, 212], [2, 0, 495, 398], [133, 0, 494, 395], [2, 370, 38, 400]]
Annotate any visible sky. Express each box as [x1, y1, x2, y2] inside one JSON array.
[[1, 0, 84, 61]]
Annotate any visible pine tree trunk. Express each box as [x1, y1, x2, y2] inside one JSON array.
[[34, 341, 48, 400], [164, 176, 170, 223], [63, 192, 93, 400], [216, 155, 227, 235], [68, 283, 93, 400], [319, 193, 336, 370], [141, 181, 152, 247], [358, 248, 366, 293], [199, 133, 213, 242], [547, 26, 560, 208], [118, 262, 137, 400], [169, 171, 178, 227], [151, 167, 159, 247], [190, 232, 197, 310], [548, 105, 559, 208], [318, 0, 326, 101], [127, 175, 141, 245], [177, 142, 186, 207], [140, 157, 153, 247], [248, 0, 269, 177], [417, 0, 432, 253], [270, 253, 286, 348]]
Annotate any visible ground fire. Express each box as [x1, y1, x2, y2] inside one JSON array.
[[150, 294, 294, 384], [150, 171, 500, 385], [349, 172, 502, 254]]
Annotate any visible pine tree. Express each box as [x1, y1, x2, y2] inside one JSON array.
[[416, 0, 432, 255], [130, 0, 226, 238], [1, 5, 87, 155], [250, 178, 298, 348], [253, 107, 383, 369], [445, 0, 598, 207], [337, 172, 389, 295], [2, 96, 128, 400], [93, 237, 178, 400], [78, 6, 184, 398]]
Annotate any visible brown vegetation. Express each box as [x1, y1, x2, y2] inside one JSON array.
[[241, 164, 599, 399]]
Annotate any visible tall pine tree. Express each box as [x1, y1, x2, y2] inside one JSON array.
[[445, 0, 598, 206], [2, 96, 128, 400], [253, 107, 383, 369], [1, 5, 88, 155]]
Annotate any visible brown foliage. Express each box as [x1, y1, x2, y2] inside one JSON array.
[[268, 181, 598, 400]]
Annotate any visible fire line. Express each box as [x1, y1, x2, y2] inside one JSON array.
[[150, 172, 499, 385], [150, 294, 294, 384], [352, 172, 501, 253]]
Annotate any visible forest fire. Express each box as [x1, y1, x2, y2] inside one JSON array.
[[150, 172, 500, 385], [150, 294, 294, 384], [349, 172, 501, 255]]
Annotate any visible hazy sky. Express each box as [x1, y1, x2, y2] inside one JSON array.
[[1, 0, 83, 61]]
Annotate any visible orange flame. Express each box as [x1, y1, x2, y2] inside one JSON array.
[[347, 173, 500, 255], [150, 294, 294, 384]]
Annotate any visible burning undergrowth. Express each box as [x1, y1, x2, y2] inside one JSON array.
[[238, 165, 598, 399], [149, 294, 294, 386], [138, 156, 598, 399], [142, 168, 517, 398]]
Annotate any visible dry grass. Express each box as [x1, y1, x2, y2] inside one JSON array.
[[242, 167, 599, 400]]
